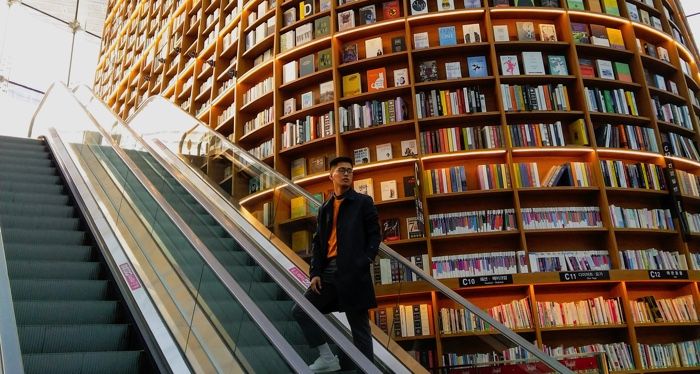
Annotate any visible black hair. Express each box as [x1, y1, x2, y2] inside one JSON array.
[[329, 156, 354, 169]]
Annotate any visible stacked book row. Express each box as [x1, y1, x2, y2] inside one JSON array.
[[537, 296, 625, 328], [638, 340, 700, 369], [514, 162, 592, 188], [609, 206, 674, 230], [487, 297, 533, 330], [520, 207, 603, 229], [419, 125, 504, 154], [441, 347, 533, 370], [280, 111, 335, 149], [599, 160, 666, 190], [629, 294, 698, 323], [500, 84, 569, 112], [543, 342, 635, 371], [371, 254, 431, 285], [430, 251, 524, 279], [423, 166, 467, 194], [618, 248, 688, 270], [685, 212, 700, 234], [663, 132, 700, 161], [528, 250, 611, 272], [594, 123, 659, 152], [652, 98, 693, 130], [242, 76, 274, 105], [676, 169, 700, 198], [338, 97, 409, 132], [428, 209, 517, 237], [507, 122, 565, 147], [439, 299, 532, 336], [476, 163, 511, 190], [584, 87, 639, 115], [243, 105, 274, 135], [415, 87, 487, 119], [372, 304, 432, 338]]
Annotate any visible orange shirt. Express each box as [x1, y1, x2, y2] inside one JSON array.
[[326, 198, 342, 258]]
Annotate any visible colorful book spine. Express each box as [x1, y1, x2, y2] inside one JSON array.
[[618, 248, 688, 270], [500, 83, 569, 111], [529, 250, 610, 272], [431, 251, 524, 278], [594, 124, 659, 152], [584, 87, 638, 115], [428, 209, 517, 236], [537, 296, 625, 327], [609, 205, 674, 230], [419, 125, 504, 153], [521, 207, 603, 229], [599, 160, 666, 190], [415, 86, 487, 118]]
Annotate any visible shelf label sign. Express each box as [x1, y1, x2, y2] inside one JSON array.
[[559, 270, 610, 282], [459, 274, 513, 287], [648, 270, 688, 280]]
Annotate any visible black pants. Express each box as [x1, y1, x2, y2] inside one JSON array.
[[291, 259, 374, 360]]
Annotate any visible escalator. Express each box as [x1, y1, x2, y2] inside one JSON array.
[[0, 135, 155, 373]]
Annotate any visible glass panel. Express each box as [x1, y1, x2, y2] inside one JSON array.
[[68, 31, 100, 87], [73, 88, 575, 373], [31, 83, 295, 373], [0, 85, 42, 137], [23, 0, 77, 24]]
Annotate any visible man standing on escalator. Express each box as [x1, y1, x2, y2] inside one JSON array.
[[292, 156, 381, 372]]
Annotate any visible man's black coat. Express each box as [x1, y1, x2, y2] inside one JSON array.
[[309, 188, 381, 312]]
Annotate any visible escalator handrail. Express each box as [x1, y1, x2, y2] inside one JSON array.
[[72, 87, 384, 374], [78, 85, 574, 373], [0, 227, 24, 374], [33, 83, 314, 374]]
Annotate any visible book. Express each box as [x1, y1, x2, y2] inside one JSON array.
[[380, 180, 398, 201], [590, 24, 610, 47], [299, 54, 315, 77], [301, 91, 314, 108], [283, 8, 296, 27], [516, 0, 534, 5], [290, 196, 308, 218], [359, 5, 377, 25], [354, 147, 371, 164], [606, 28, 624, 49], [627, 3, 639, 22], [596, 59, 615, 80], [567, 0, 584, 10], [308, 155, 327, 174], [393, 68, 409, 86], [295, 23, 313, 45], [548, 55, 568, 75], [410, 0, 428, 15], [314, 16, 330, 38], [392, 36, 406, 52], [291, 157, 307, 179], [640, 9, 650, 25], [516, 22, 536, 41], [342, 43, 358, 63], [367, 67, 387, 92], [588, 0, 602, 12], [413, 32, 430, 49], [657, 46, 670, 62], [467, 56, 488, 77], [365, 37, 384, 58], [299, 0, 313, 19], [342, 73, 362, 96], [317, 48, 332, 70], [291, 230, 311, 252], [464, 0, 481, 7], [541, 0, 558, 6], [522, 51, 545, 75], [614, 62, 632, 82], [383, 0, 401, 19], [445, 62, 462, 79], [417, 60, 439, 82], [249, 177, 260, 194], [283, 98, 296, 115], [319, 80, 334, 102], [376, 143, 393, 161], [579, 57, 595, 77], [403, 175, 417, 196], [571, 22, 590, 44], [354, 177, 374, 199], [338, 10, 355, 31], [437, 0, 455, 12], [539, 24, 557, 42], [493, 25, 510, 42], [406, 217, 422, 238], [500, 55, 521, 75], [401, 139, 418, 156], [462, 24, 482, 43], [281, 30, 295, 52], [568, 118, 589, 145], [320, 0, 331, 11], [438, 26, 458, 46], [602, 0, 619, 16], [283, 60, 298, 83], [493, 0, 510, 6], [381, 218, 401, 241]]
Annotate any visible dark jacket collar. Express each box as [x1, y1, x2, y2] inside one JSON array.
[[332, 188, 359, 202]]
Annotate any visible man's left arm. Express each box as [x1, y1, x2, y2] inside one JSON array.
[[363, 197, 381, 263]]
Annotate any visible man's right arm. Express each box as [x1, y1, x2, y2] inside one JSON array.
[[308, 206, 324, 280]]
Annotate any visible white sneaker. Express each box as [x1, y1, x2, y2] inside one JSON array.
[[308, 355, 341, 373]]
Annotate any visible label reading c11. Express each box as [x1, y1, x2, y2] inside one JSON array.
[[559, 271, 610, 282], [459, 274, 513, 288]]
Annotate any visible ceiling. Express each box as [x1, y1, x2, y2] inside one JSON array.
[[22, 0, 107, 37]]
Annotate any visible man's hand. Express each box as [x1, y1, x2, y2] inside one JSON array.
[[310, 276, 322, 294]]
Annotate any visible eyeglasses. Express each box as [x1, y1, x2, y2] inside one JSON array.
[[335, 167, 353, 175]]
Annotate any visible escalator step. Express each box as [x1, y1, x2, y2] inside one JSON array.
[[8, 260, 102, 280], [0, 180, 64, 194], [0, 141, 47, 153], [0, 154, 53, 167], [2, 216, 80, 231], [0, 202, 74, 217], [189, 223, 227, 237], [19, 324, 131, 353], [0, 163, 57, 176], [14, 300, 120, 324], [0, 148, 50, 160], [22, 351, 142, 374], [248, 282, 284, 301], [0, 135, 44, 146], [2, 228, 85, 245], [0, 192, 70, 205], [5, 244, 93, 262], [240, 345, 291, 373], [10, 279, 109, 300]]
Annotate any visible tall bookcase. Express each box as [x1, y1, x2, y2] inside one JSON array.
[[95, 0, 700, 371]]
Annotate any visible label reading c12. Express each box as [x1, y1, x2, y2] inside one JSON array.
[[559, 271, 610, 282], [648, 270, 688, 280]]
